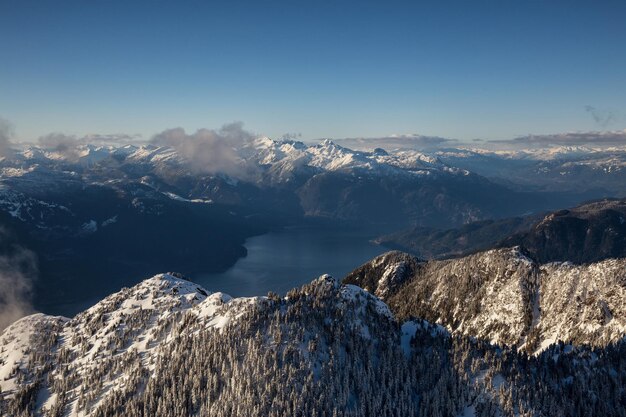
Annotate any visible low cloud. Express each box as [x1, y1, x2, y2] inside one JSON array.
[[333, 134, 457, 151], [488, 130, 626, 149], [0, 231, 38, 332], [150, 122, 260, 179], [38, 133, 141, 161], [0, 117, 15, 158], [585, 105, 619, 128]]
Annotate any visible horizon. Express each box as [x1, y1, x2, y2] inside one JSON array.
[[4, 120, 626, 152]]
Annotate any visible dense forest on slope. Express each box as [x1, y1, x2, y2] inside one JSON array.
[[344, 248, 626, 352], [1, 274, 625, 416], [376, 198, 626, 264]]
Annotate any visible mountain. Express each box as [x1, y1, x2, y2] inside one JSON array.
[[344, 248, 626, 352], [4, 139, 595, 229], [0, 139, 601, 316], [500, 198, 626, 263], [375, 198, 626, 264], [2, 273, 625, 417], [374, 215, 542, 259], [436, 146, 626, 195]]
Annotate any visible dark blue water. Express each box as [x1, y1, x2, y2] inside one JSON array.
[[191, 226, 386, 296]]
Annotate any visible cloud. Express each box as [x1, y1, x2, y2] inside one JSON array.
[[38, 133, 87, 161], [37, 132, 141, 161], [150, 122, 260, 179], [0, 230, 38, 331], [332, 134, 457, 151], [585, 105, 618, 128], [487, 130, 626, 149], [0, 117, 15, 158], [280, 132, 302, 141]]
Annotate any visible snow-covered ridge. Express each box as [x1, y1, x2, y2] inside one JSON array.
[[0, 272, 393, 415], [2, 271, 625, 417], [0, 273, 259, 415], [4, 138, 461, 185], [346, 248, 626, 353]]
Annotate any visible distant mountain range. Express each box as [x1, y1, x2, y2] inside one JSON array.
[[2, 139, 612, 229], [435, 145, 626, 194], [2, 138, 616, 316]]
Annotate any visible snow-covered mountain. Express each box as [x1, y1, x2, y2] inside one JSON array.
[[2, 272, 624, 417], [344, 248, 626, 352], [436, 145, 626, 195], [0, 137, 621, 319], [2, 138, 585, 228]]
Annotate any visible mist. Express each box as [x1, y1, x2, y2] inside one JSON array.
[[37, 132, 141, 161], [0, 234, 38, 332], [487, 130, 626, 149], [333, 134, 457, 151], [0, 117, 16, 158], [150, 122, 261, 180]]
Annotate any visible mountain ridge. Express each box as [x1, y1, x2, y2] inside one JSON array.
[[343, 247, 626, 352], [2, 270, 625, 416]]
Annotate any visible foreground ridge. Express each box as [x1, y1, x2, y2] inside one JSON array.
[[1, 272, 625, 417]]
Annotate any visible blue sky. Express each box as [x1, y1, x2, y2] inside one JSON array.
[[1, 0, 625, 142]]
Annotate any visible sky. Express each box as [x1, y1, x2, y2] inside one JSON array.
[[1, 0, 626, 143]]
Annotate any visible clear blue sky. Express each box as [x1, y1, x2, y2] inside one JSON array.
[[1, 0, 625, 142]]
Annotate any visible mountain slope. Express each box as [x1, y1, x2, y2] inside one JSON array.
[[2, 273, 625, 417], [375, 215, 542, 259], [344, 248, 626, 351], [500, 198, 626, 263], [376, 198, 626, 264]]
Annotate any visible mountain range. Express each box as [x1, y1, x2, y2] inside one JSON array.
[[1, 268, 624, 416], [1, 138, 614, 316]]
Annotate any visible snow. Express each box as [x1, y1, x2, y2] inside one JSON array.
[[0, 314, 68, 394], [341, 284, 392, 319], [458, 405, 476, 417], [491, 374, 505, 389], [162, 191, 213, 204], [400, 321, 419, 357], [80, 220, 98, 234], [101, 215, 118, 227]]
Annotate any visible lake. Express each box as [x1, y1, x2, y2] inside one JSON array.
[[191, 226, 387, 297], [43, 226, 388, 317]]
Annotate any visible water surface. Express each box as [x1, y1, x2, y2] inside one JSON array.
[[192, 226, 386, 296]]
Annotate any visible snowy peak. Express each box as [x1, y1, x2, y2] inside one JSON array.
[[76, 273, 209, 319], [0, 272, 395, 416], [6, 138, 461, 186]]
